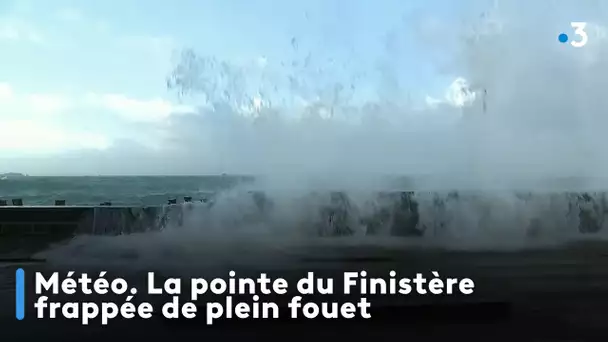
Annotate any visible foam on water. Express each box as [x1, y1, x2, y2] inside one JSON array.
[[36, 0, 608, 266]]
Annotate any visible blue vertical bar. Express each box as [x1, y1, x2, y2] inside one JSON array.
[[16, 268, 24, 320]]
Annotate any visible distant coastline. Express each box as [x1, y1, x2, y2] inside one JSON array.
[[0, 172, 28, 178]]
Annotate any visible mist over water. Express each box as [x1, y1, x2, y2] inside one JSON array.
[[36, 1, 608, 265]]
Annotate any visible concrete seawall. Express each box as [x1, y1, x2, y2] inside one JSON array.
[[1, 191, 607, 256], [0, 206, 162, 256]]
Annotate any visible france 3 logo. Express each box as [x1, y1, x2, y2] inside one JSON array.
[[558, 22, 588, 47]]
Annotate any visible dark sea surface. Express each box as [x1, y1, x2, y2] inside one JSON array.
[[2, 174, 607, 206], [0, 176, 254, 206]]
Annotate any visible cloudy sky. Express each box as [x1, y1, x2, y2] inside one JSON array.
[[1, 0, 607, 177]]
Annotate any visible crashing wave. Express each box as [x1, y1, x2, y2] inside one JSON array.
[[81, 190, 608, 242]]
